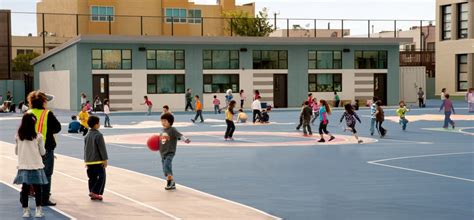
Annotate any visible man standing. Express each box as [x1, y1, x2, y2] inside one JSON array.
[[417, 87, 425, 108], [185, 88, 193, 111], [27, 91, 61, 206]]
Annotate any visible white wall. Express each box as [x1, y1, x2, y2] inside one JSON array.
[[400, 66, 426, 104], [39, 70, 71, 110]]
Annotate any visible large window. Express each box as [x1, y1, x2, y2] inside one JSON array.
[[308, 50, 342, 69], [165, 8, 187, 23], [457, 54, 468, 92], [253, 50, 288, 69], [354, 51, 387, 69], [188, 9, 202, 23], [203, 50, 239, 69], [203, 74, 239, 93], [91, 6, 114, 22], [308, 74, 342, 92], [147, 74, 185, 94], [458, 3, 468, 39], [92, 49, 131, 69], [442, 5, 452, 40], [17, 49, 33, 55], [147, 50, 184, 69]]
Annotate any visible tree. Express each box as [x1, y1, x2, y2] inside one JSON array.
[[223, 8, 273, 37], [12, 52, 40, 73]]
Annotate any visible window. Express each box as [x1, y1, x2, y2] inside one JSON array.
[[91, 6, 114, 22], [16, 49, 33, 55], [442, 5, 451, 40], [188, 9, 202, 23], [354, 51, 387, 69], [203, 50, 239, 69], [146, 50, 184, 69], [308, 51, 342, 69], [308, 74, 342, 92], [147, 75, 185, 94], [203, 74, 239, 93], [253, 50, 288, 69], [457, 54, 468, 92], [458, 3, 468, 39], [91, 49, 132, 69], [165, 8, 187, 23]]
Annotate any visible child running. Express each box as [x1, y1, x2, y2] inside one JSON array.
[[340, 104, 363, 143], [213, 95, 221, 114], [225, 100, 237, 140], [141, 96, 153, 116], [14, 113, 48, 218], [317, 100, 335, 142], [311, 98, 319, 125], [396, 101, 410, 131], [84, 116, 108, 201], [302, 101, 313, 136], [375, 100, 387, 137], [440, 93, 456, 129], [103, 99, 112, 128], [191, 95, 204, 123], [160, 113, 191, 190], [78, 106, 89, 136]]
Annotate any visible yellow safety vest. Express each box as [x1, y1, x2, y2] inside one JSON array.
[[28, 108, 49, 143]]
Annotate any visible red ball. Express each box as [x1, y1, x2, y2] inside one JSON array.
[[147, 135, 160, 151]]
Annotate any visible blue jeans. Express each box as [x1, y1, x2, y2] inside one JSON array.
[[214, 105, 219, 114], [399, 117, 408, 130], [443, 111, 454, 128], [370, 118, 376, 134], [87, 164, 106, 195], [161, 153, 175, 177], [42, 150, 54, 202]]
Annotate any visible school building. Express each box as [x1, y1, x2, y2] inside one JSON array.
[[31, 35, 410, 111]]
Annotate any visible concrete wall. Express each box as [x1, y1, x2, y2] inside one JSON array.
[[39, 70, 71, 109]]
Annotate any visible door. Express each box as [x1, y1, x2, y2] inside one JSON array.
[[273, 74, 287, 108], [373, 74, 387, 105], [400, 67, 426, 104], [93, 74, 109, 103]]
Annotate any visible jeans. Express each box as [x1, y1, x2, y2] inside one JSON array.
[[42, 150, 54, 203], [399, 117, 408, 130], [443, 111, 454, 128], [185, 101, 193, 111], [86, 164, 106, 195], [370, 118, 376, 135], [225, 119, 235, 138], [193, 110, 204, 122], [21, 184, 42, 207], [214, 105, 219, 114], [303, 119, 312, 135], [104, 114, 111, 127], [311, 112, 319, 124], [80, 125, 88, 136], [240, 100, 244, 109], [418, 98, 424, 108], [146, 106, 152, 115], [161, 153, 175, 177]]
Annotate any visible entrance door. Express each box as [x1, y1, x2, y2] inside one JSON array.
[[273, 74, 287, 108], [373, 74, 387, 105], [92, 74, 109, 103]]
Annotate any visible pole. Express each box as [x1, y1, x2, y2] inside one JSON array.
[[171, 17, 174, 36], [140, 16, 143, 35], [419, 20, 423, 51], [201, 17, 204, 36], [42, 13, 45, 53], [230, 18, 233, 36], [274, 13, 277, 31], [394, 20, 397, 38], [368, 20, 371, 38], [108, 15, 111, 35], [287, 18, 289, 37], [341, 19, 344, 38], [76, 14, 79, 35], [314, 19, 317, 37]]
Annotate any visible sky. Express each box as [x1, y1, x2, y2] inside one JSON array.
[[0, 0, 435, 36]]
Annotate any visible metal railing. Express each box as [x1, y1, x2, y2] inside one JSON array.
[[400, 50, 436, 77]]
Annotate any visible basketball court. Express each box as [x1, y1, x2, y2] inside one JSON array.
[[0, 105, 473, 219]]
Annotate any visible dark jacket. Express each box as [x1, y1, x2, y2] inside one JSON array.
[[302, 106, 312, 121], [84, 129, 108, 163]]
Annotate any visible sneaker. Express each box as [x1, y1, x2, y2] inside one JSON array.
[[452, 123, 455, 129], [370, 132, 374, 136], [358, 140, 363, 144], [303, 133, 309, 137], [34, 207, 44, 218], [229, 137, 234, 141], [200, 121, 204, 123], [190, 119, 195, 123], [165, 180, 176, 190], [317, 139, 325, 143], [22, 208, 30, 218], [89, 192, 103, 201], [328, 136, 335, 142]]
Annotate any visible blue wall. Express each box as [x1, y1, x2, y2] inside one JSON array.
[[0, 80, 25, 104], [34, 41, 401, 110]]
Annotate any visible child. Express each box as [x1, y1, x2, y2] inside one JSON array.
[[396, 101, 410, 131], [340, 104, 363, 143], [302, 101, 313, 136], [141, 96, 153, 116], [191, 95, 204, 123], [239, 90, 245, 109], [225, 100, 237, 140], [307, 93, 313, 107], [375, 100, 387, 137], [13, 113, 48, 218], [85, 100, 93, 114], [103, 99, 112, 128], [296, 102, 305, 130], [334, 92, 340, 107], [236, 109, 248, 123], [93, 95, 102, 113], [84, 116, 108, 201], [317, 100, 335, 143], [78, 106, 89, 136], [440, 94, 456, 129], [466, 88, 474, 113], [213, 95, 221, 114], [68, 115, 81, 133], [310, 98, 319, 125], [260, 106, 271, 123], [369, 97, 378, 136], [160, 113, 190, 190], [161, 105, 173, 116], [251, 96, 262, 123], [353, 100, 360, 111]]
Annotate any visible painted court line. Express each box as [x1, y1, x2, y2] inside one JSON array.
[[368, 152, 474, 183], [61, 134, 145, 149], [0, 180, 78, 220]]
